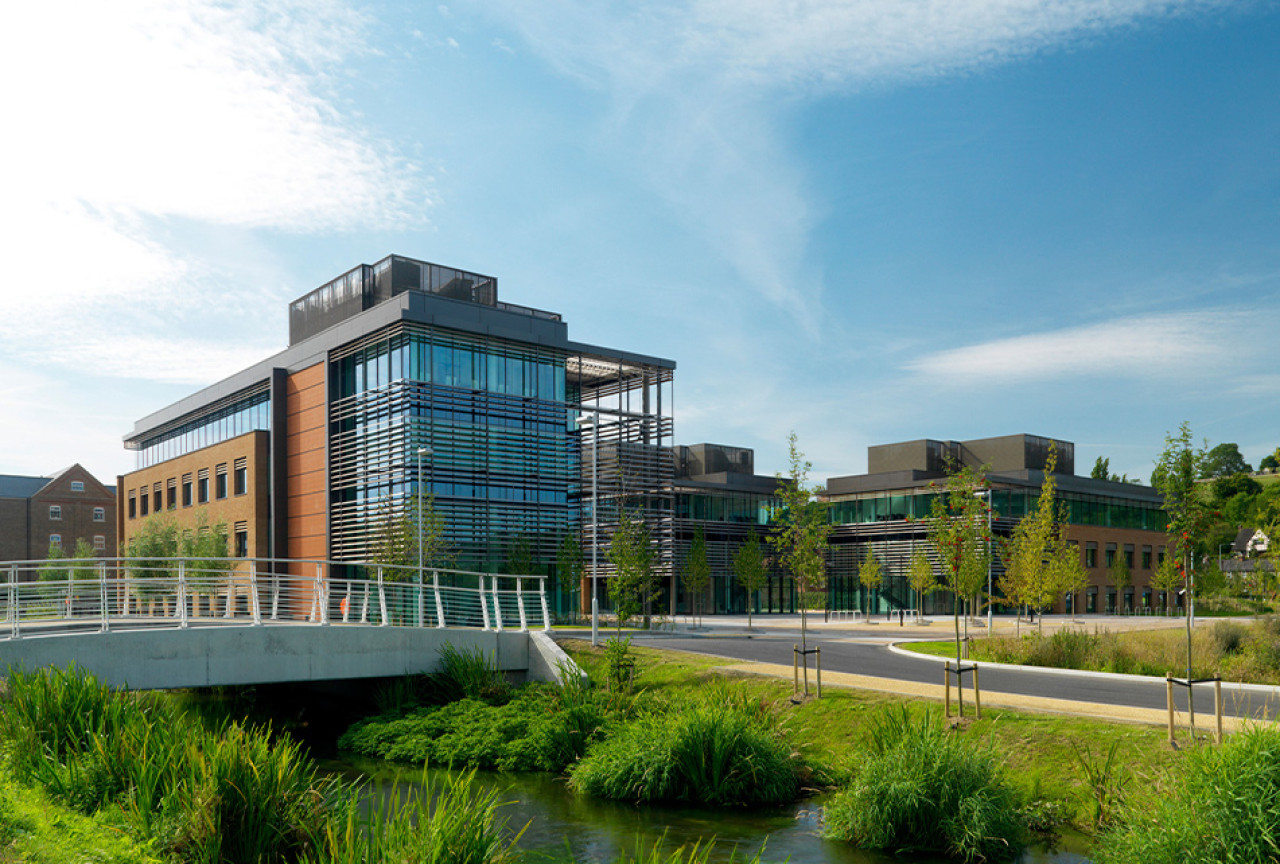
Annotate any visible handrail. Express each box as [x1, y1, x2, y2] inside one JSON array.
[[0, 556, 550, 640]]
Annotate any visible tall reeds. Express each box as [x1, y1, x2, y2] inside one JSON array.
[[823, 706, 1025, 863]]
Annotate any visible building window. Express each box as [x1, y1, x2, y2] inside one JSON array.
[[1105, 543, 1117, 567], [216, 464, 228, 500], [93, 535, 106, 551], [49, 534, 62, 548], [234, 521, 248, 558], [182, 474, 193, 507], [198, 469, 209, 504], [140, 492, 149, 516], [70, 481, 84, 492], [93, 507, 105, 522], [167, 479, 177, 511], [1141, 546, 1152, 569], [128, 493, 136, 519], [1085, 542, 1098, 568], [49, 505, 62, 521], [1158, 548, 1165, 566], [1124, 544, 1135, 569], [234, 458, 248, 496]]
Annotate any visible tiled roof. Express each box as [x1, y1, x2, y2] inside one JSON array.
[[0, 474, 51, 499]]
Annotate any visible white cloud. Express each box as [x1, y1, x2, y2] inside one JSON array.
[[0, 0, 428, 386], [905, 310, 1241, 385]]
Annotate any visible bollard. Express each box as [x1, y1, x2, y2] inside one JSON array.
[[944, 661, 951, 718], [1166, 673, 1175, 745], [1215, 674, 1223, 745], [973, 664, 981, 720]]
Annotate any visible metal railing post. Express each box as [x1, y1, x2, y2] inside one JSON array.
[[320, 562, 330, 626], [9, 565, 20, 640], [517, 577, 528, 632], [539, 575, 551, 631], [250, 561, 262, 625], [224, 559, 235, 619], [433, 570, 445, 628], [270, 565, 281, 620], [378, 567, 388, 626], [99, 560, 109, 633], [493, 576, 504, 632], [480, 575, 491, 630], [416, 572, 424, 629], [178, 560, 189, 629]]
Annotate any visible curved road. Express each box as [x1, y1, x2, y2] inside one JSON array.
[[630, 629, 1280, 722]]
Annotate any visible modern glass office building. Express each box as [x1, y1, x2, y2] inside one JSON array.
[[119, 255, 675, 615]]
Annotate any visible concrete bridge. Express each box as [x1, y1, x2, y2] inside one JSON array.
[[0, 557, 577, 690]]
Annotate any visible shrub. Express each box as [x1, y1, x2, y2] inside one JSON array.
[[823, 706, 1025, 863], [569, 690, 796, 807], [434, 643, 511, 705], [1097, 725, 1280, 864]]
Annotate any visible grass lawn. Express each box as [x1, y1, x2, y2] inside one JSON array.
[[559, 638, 1181, 826]]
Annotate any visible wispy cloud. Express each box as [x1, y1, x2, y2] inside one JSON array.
[[0, 0, 428, 384], [905, 310, 1242, 385], [485, 0, 1234, 331]]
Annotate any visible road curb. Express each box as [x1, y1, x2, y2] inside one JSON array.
[[887, 641, 1280, 696]]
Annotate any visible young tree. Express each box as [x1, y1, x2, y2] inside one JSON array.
[[733, 528, 767, 631], [1151, 554, 1181, 615], [906, 549, 937, 620], [925, 463, 995, 662], [606, 510, 655, 634], [1001, 444, 1073, 632], [504, 534, 534, 576], [556, 533, 584, 617], [857, 547, 882, 617], [1107, 551, 1132, 614], [682, 525, 712, 628], [372, 492, 451, 578], [766, 432, 831, 652], [1056, 547, 1089, 624]]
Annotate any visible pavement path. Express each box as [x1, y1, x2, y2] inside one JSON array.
[[615, 614, 1280, 731]]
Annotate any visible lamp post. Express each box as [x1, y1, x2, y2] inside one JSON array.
[[416, 446, 433, 581], [578, 411, 600, 647], [975, 488, 993, 633]]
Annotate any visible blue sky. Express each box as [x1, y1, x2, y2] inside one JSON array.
[[1, 0, 1276, 486]]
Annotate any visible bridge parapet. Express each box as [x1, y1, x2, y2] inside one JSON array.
[[1, 557, 550, 640]]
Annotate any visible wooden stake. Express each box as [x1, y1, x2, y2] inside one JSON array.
[[1215, 673, 1223, 745], [1166, 673, 1175, 745], [945, 661, 951, 718], [973, 664, 981, 720], [816, 646, 822, 699], [793, 644, 799, 697]]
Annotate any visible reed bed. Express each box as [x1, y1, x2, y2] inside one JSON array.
[[823, 706, 1026, 863]]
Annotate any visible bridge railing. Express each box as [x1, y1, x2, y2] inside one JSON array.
[[0, 557, 550, 639]]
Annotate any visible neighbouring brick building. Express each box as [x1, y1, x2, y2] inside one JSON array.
[[0, 465, 117, 564]]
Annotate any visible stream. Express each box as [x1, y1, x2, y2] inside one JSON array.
[[321, 757, 1095, 864]]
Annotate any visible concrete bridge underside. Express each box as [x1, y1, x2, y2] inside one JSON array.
[[0, 625, 570, 690]]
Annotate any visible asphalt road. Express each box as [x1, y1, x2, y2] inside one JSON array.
[[630, 630, 1280, 722]]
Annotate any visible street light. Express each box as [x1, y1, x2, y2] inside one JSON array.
[[975, 488, 993, 633]]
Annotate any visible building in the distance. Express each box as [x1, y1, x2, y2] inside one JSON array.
[[824, 434, 1169, 615], [118, 255, 675, 616], [0, 465, 117, 563]]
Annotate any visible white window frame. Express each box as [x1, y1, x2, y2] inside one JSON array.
[[49, 505, 62, 521]]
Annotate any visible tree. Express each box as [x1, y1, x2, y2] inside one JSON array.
[[1202, 442, 1252, 479], [682, 525, 712, 628], [1091, 456, 1111, 481], [504, 534, 534, 576], [1001, 443, 1075, 633], [906, 549, 937, 621], [1057, 547, 1089, 624], [1261, 449, 1280, 472], [372, 492, 451, 578], [1107, 550, 1132, 613], [857, 547, 882, 616], [733, 528, 767, 631], [767, 432, 831, 653], [1151, 554, 1181, 615], [925, 463, 994, 662], [556, 533, 584, 617], [606, 510, 656, 634], [1153, 422, 1213, 680]]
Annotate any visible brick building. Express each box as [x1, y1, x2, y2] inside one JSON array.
[[0, 465, 117, 564]]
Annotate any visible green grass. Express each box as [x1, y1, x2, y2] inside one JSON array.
[[1096, 724, 1280, 864], [0, 771, 162, 864]]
